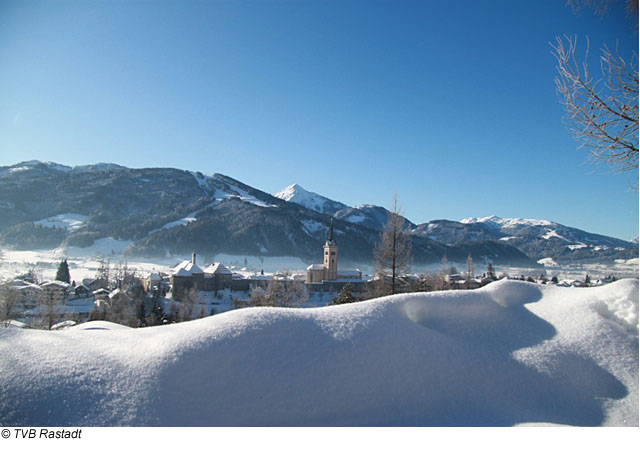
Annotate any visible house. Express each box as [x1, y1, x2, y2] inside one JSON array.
[[92, 288, 111, 301], [171, 255, 248, 293], [203, 263, 233, 292], [171, 253, 205, 292], [40, 281, 70, 304], [12, 283, 42, 309], [146, 272, 163, 291], [84, 277, 108, 291], [73, 284, 91, 298]]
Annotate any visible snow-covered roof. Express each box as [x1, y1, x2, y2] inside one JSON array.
[[92, 288, 110, 295], [51, 320, 77, 330], [15, 283, 42, 291], [109, 288, 123, 299], [2, 319, 27, 328], [41, 280, 70, 289], [337, 269, 361, 277], [205, 263, 232, 275], [173, 260, 204, 276], [307, 264, 324, 271], [249, 274, 273, 280]]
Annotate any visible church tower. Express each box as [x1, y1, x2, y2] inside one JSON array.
[[323, 218, 338, 281]]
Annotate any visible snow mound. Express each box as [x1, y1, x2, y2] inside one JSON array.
[[0, 280, 637, 426], [484, 278, 543, 307], [67, 321, 132, 331]]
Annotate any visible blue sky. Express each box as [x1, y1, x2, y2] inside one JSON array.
[[0, 0, 638, 240]]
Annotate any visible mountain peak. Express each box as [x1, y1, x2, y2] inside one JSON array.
[[274, 183, 307, 202], [274, 184, 347, 214]]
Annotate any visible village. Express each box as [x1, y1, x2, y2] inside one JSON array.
[[0, 221, 619, 331]]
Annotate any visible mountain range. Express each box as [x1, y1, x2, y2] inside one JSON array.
[[0, 161, 636, 268]]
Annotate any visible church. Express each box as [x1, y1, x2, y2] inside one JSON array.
[[305, 219, 363, 286]]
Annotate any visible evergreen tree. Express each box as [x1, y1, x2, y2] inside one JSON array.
[[55, 259, 70, 284], [330, 283, 357, 305], [486, 263, 496, 280]]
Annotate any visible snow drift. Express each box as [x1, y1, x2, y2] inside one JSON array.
[[0, 280, 637, 426]]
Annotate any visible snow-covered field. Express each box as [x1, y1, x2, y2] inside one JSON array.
[[0, 279, 637, 426]]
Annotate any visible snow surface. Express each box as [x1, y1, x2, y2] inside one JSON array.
[[226, 185, 274, 208], [63, 237, 133, 258], [344, 213, 366, 224], [34, 213, 89, 232], [0, 279, 637, 426], [537, 258, 559, 267], [541, 229, 569, 241], [148, 202, 217, 234]]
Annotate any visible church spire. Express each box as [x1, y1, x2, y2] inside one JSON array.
[[327, 218, 334, 243]]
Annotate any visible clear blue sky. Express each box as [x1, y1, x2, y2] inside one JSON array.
[[0, 0, 638, 240]]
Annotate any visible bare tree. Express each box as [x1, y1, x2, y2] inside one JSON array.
[[178, 285, 200, 321], [465, 253, 476, 289], [40, 285, 66, 330], [421, 270, 449, 292], [0, 284, 20, 326], [374, 194, 413, 295], [565, 0, 638, 17], [552, 36, 638, 178], [106, 290, 138, 327], [95, 258, 111, 290], [466, 254, 475, 281], [552, 0, 639, 185], [250, 275, 308, 307]]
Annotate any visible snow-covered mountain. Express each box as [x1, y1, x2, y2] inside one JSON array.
[[274, 184, 347, 215], [454, 215, 637, 263], [462, 215, 555, 230], [0, 160, 635, 266], [273, 182, 637, 265], [0, 162, 534, 266]]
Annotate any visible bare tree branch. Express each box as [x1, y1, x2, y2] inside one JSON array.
[[551, 35, 639, 184]]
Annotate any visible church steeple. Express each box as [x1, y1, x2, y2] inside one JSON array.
[[323, 218, 338, 280], [326, 218, 335, 245]]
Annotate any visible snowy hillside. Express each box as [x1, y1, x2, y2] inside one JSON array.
[[1, 279, 637, 426], [274, 183, 347, 214]]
